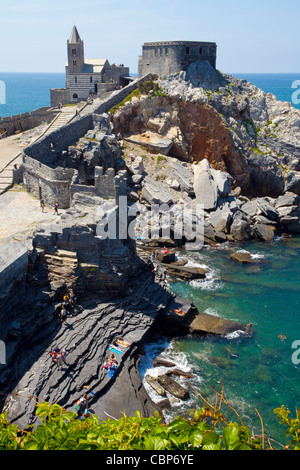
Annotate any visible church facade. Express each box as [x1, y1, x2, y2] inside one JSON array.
[[51, 26, 131, 106]]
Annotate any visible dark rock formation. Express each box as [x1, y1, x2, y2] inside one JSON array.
[[157, 374, 190, 400]]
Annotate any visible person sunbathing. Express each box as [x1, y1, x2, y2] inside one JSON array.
[[174, 308, 184, 315]]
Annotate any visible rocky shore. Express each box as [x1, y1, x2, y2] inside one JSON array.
[[0, 221, 247, 429], [1, 62, 300, 428]]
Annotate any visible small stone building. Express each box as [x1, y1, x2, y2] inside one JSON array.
[[138, 41, 217, 78]]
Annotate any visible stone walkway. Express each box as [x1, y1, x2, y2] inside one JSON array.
[[0, 186, 64, 246]]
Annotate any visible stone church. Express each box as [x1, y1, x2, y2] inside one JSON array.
[[51, 26, 131, 106]]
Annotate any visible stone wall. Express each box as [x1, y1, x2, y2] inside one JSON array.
[[22, 74, 153, 162], [0, 107, 57, 138], [50, 88, 70, 108], [16, 74, 153, 208], [138, 41, 217, 78], [0, 242, 29, 297]]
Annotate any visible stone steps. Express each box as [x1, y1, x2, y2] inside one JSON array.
[[0, 163, 15, 194], [43, 111, 76, 135]]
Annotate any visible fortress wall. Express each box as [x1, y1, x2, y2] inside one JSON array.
[[0, 107, 57, 138], [0, 242, 28, 297], [138, 42, 217, 78], [23, 73, 153, 164], [22, 113, 93, 162]]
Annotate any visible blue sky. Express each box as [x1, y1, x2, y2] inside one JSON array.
[[0, 0, 299, 74]]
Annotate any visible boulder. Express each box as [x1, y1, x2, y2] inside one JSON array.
[[193, 159, 232, 210], [209, 208, 232, 234], [242, 198, 279, 222], [155, 251, 176, 263], [161, 264, 208, 281], [284, 171, 300, 195], [141, 176, 175, 205], [145, 375, 166, 397], [254, 223, 275, 242], [193, 159, 218, 210], [275, 193, 300, 209], [230, 216, 253, 241], [129, 156, 144, 176], [230, 252, 255, 264], [157, 374, 190, 400], [125, 131, 173, 155], [153, 357, 176, 368], [170, 160, 195, 196]]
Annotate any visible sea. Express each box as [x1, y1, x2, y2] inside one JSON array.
[[1, 71, 300, 444], [0, 72, 299, 118]]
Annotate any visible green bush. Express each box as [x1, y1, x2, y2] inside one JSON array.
[[0, 401, 299, 450]]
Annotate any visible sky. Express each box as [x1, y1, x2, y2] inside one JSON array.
[[0, 0, 299, 74]]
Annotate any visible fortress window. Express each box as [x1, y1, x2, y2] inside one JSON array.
[[155, 48, 158, 56], [73, 93, 78, 99], [186, 47, 190, 55], [160, 48, 163, 56], [90, 76, 93, 83], [75, 76, 77, 83], [199, 47, 202, 55], [165, 48, 168, 55]]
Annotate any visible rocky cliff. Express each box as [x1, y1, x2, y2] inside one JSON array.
[[111, 63, 300, 243]]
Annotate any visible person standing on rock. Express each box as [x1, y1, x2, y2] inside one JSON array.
[[77, 393, 89, 417], [53, 202, 59, 215], [40, 199, 45, 213]]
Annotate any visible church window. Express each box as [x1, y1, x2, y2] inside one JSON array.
[[165, 48, 168, 56], [155, 48, 158, 56], [72, 48, 77, 56], [160, 48, 163, 56], [73, 60, 77, 66]]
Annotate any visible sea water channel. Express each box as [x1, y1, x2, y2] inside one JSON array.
[[138, 235, 300, 444]]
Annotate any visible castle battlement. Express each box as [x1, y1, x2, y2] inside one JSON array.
[[138, 40, 217, 78]]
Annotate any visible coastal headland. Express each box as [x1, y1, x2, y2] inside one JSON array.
[[0, 62, 300, 428]]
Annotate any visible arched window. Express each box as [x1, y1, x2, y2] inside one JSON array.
[[73, 93, 78, 99]]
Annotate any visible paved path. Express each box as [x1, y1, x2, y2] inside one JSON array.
[[0, 186, 63, 246]]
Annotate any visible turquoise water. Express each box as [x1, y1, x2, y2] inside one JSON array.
[[0, 72, 299, 118], [139, 236, 300, 444], [233, 73, 300, 110], [0, 73, 65, 118]]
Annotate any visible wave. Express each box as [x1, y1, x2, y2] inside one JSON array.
[[138, 338, 204, 422]]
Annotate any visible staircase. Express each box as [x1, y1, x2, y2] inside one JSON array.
[[43, 109, 77, 135], [0, 164, 16, 194], [0, 108, 78, 195]]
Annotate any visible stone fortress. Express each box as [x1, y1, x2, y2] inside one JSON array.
[[18, 31, 219, 209], [138, 40, 217, 78]]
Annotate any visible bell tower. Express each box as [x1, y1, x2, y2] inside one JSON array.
[[67, 26, 84, 73]]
